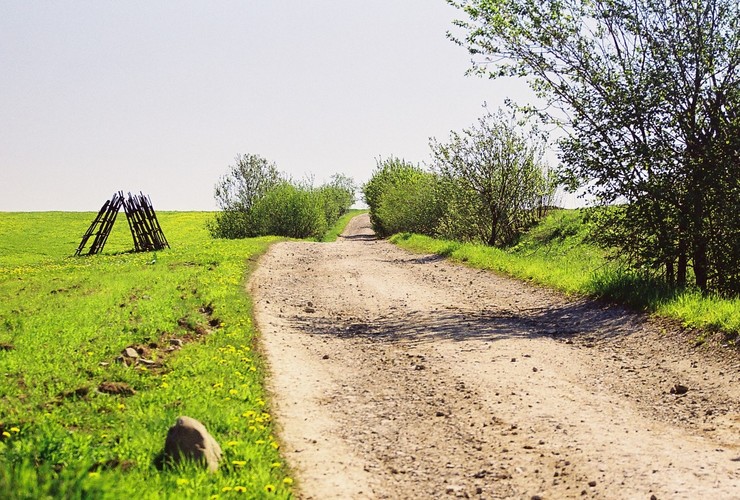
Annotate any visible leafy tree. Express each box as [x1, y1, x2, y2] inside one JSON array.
[[430, 109, 557, 246], [449, 0, 740, 294], [209, 154, 282, 238], [317, 174, 357, 227]]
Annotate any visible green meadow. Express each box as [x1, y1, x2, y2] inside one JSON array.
[[0, 212, 292, 499], [391, 209, 740, 340]]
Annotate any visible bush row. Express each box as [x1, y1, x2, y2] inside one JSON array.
[[209, 154, 355, 240], [364, 111, 558, 246]]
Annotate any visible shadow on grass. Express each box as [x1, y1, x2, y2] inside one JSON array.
[[586, 268, 685, 312]]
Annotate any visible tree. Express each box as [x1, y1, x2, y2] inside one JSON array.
[[449, 0, 740, 294], [430, 109, 557, 246], [209, 154, 282, 238]]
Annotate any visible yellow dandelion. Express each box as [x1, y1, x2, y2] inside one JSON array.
[[255, 440, 265, 445], [229, 389, 238, 396], [226, 440, 240, 447], [271, 442, 279, 449], [212, 382, 223, 389], [283, 477, 293, 485], [234, 486, 247, 493], [161, 382, 169, 388], [248, 425, 257, 433], [221, 486, 233, 492], [10, 427, 20, 433], [232, 460, 247, 467], [264, 484, 275, 493], [176, 478, 189, 486], [271, 462, 282, 468], [210, 495, 220, 500], [88, 471, 100, 478], [117, 403, 126, 410]]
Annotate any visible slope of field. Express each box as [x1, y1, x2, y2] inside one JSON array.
[[0, 212, 292, 498]]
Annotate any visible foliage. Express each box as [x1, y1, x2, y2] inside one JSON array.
[[448, 0, 740, 296], [210, 154, 355, 240], [0, 212, 292, 498], [391, 209, 740, 336], [362, 157, 444, 238], [249, 182, 328, 240], [430, 109, 558, 246], [210, 154, 282, 239], [317, 174, 357, 227]]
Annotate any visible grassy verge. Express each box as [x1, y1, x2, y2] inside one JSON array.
[[320, 209, 368, 242], [0, 212, 292, 498], [390, 209, 740, 341]]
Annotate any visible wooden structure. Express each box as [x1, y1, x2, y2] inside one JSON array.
[[75, 191, 170, 256]]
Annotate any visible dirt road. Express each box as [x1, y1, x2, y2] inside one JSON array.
[[249, 214, 740, 499]]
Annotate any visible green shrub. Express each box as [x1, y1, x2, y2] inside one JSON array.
[[210, 154, 355, 240], [363, 158, 444, 237], [250, 183, 328, 239]]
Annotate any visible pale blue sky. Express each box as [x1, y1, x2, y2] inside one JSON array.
[[1, 1, 544, 211]]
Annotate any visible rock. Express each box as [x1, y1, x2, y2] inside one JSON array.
[[670, 384, 689, 395], [122, 347, 139, 359], [304, 306, 316, 313], [163, 416, 222, 473], [169, 338, 184, 347]]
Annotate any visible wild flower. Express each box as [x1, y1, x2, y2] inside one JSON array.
[[264, 484, 275, 493], [176, 478, 189, 486], [283, 478, 293, 485], [232, 460, 246, 467], [234, 486, 247, 493]]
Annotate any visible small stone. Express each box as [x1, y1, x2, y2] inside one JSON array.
[[169, 339, 184, 347], [511, 358, 517, 362], [322, 354, 330, 360], [304, 307, 316, 313], [122, 347, 139, 358], [670, 384, 689, 395], [588, 480, 597, 487], [163, 416, 222, 473], [436, 411, 446, 417], [533, 367, 539, 372]]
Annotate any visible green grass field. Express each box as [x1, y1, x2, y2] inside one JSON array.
[[0, 212, 293, 498], [391, 209, 740, 340]]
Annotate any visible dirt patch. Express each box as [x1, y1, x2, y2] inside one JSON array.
[[250, 214, 740, 499]]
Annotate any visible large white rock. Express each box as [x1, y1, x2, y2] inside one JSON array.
[[163, 416, 222, 472]]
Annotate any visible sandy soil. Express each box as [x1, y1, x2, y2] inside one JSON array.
[[249, 214, 740, 499]]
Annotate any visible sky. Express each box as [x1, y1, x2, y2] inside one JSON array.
[[1, 1, 561, 211]]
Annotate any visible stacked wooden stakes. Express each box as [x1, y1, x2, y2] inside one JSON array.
[[75, 191, 170, 256]]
